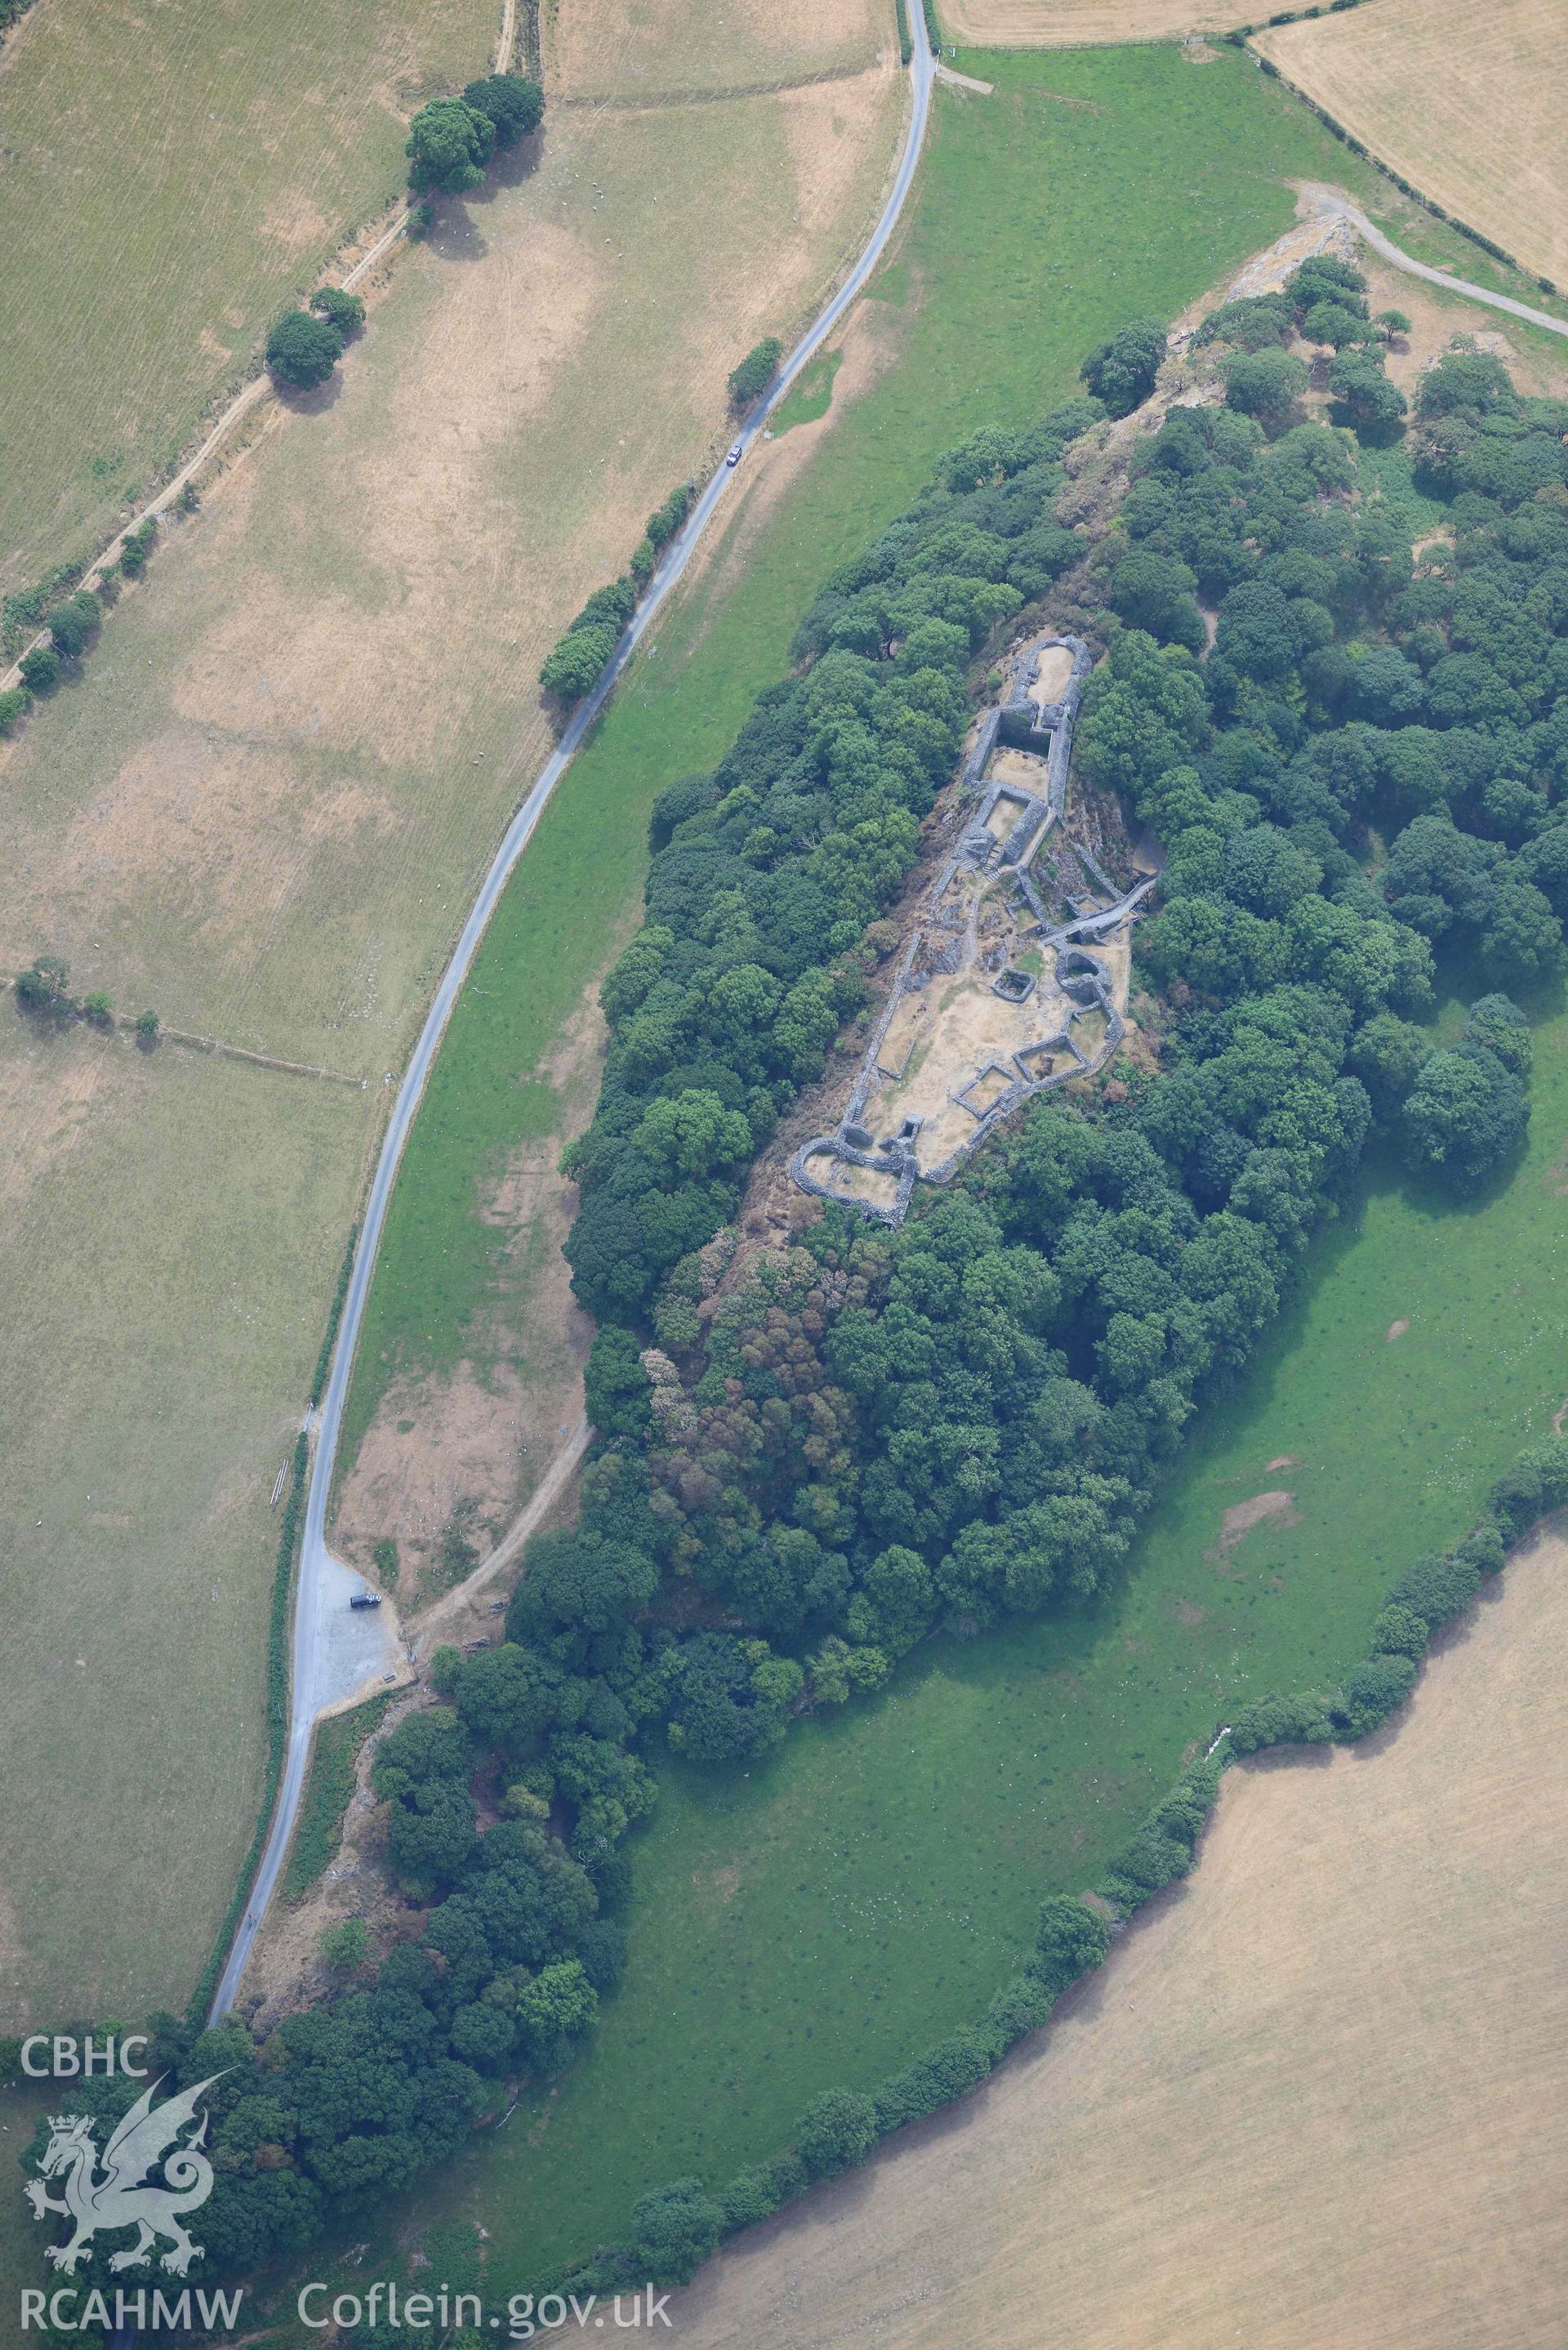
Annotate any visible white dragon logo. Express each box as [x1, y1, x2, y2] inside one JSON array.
[[24, 2072, 225, 2276]]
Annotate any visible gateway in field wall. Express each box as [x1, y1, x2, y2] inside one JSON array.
[[791, 634, 1155, 1224]]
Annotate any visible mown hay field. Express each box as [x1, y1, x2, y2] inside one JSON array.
[[1256, 0, 1568, 290], [935, 0, 1254, 49], [0, 0, 904, 2022], [549, 0, 886, 97], [0, 0, 492, 596], [671, 1524, 1568, 2350]]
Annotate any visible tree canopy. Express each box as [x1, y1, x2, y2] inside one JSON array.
[[266, 310, 344, 389], [1221, 347, 1309, 430], [462, 71, 544, 146], [728, 337, 784, 410], [1080, 317, 1165, 417], [406, 95, 495, 193], [1400, 1016, 1529, 1192]]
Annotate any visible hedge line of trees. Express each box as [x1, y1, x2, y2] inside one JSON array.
[[265, 288, 367, 392], [1, 502, 192, 729], [727, 338, 783, 412], [270, 144, 509, 391], [555, 1761, 1236, 2296], [2, 556, 81, 662], [14, 954, 159, 1041], [563, 1884, 1123, 2290], [79, 88, 539, 529], [538, 316, 869, 719], [405, 71, 544, 198], [9, 584, 103, 709], [30, 267, 1568, 2312], [538, 483, 697, 709], [893, 0, 912, 66]]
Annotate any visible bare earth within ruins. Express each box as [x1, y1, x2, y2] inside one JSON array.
[[792, 633, 1155, 1221]]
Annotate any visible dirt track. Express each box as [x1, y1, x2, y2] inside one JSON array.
[[670, 1526, 1568, 2349]]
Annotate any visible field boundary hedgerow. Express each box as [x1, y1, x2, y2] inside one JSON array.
[[930, 0, 1376, 56]]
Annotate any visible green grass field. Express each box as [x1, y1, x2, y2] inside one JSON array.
[[0, 0, 491, 595], [341, 39, 1426, 1470], [771, 347, 844, 433]]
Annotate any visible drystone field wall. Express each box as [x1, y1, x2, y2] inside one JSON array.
[[793, 635, 1152, 1224]]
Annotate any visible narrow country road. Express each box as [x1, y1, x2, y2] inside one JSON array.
[[209, 2, 936, 2022], [1311, 190, 1568, 344]]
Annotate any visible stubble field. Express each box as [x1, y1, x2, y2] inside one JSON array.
[[934, 0, 1254, 48], [670, 1523, 1568, 2350], [0, 0, 492, 595], [1256, 0, 1568, 290], [0, 0, 905, 2022]]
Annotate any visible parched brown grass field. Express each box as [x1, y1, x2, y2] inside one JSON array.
[[1256, 0, 1568, 291], [0, 0, 493, 596], [0, 0, 905, 2022], [935, 0, 1253, 51], [670, 1525, 1568, 2350]]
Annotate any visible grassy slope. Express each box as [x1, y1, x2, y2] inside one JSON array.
[[0, 0, 491, 594], [341, 40, 1405, 1469], [295, 40, 1568, 2313], [282, 1693, 391, 1902]]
